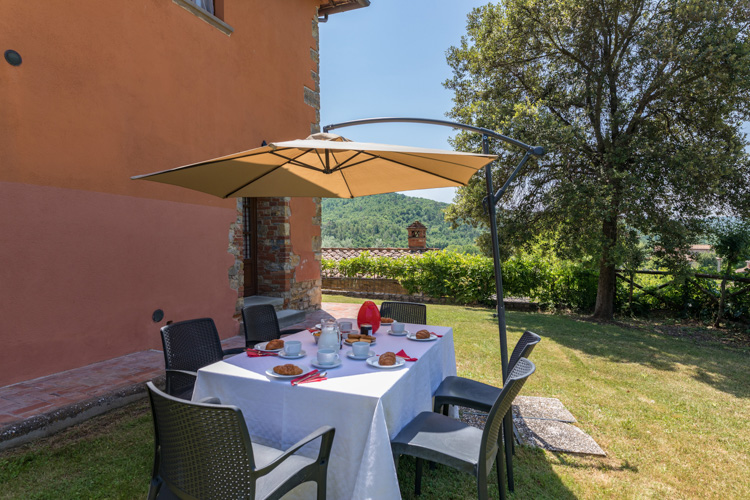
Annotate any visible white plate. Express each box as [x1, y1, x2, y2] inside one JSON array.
[[406, 332, 438, 342], [265, 367, 305, 379], [346, 350, 376, 360], [311, 358, 343, 369], [388, 329, 409, 337], [278, 350, 306, 359], [344, 338, 377, 346], [366, 356, 406, 369], [255, 341, 284, 352]]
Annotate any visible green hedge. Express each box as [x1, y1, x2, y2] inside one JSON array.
[[322, 250, 599, 309]]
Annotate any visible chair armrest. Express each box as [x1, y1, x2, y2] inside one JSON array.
[[165, 369, 198, 379], [222, 347, 245, 356], [254, 425, 336, 477]]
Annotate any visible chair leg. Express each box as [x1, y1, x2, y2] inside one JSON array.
[[316, 476, 327, 500], [503, 415, 514, 492], [496, 448, 507, 500], [477, 475, 489, 500], [147, 478, 161, 500], [415, 457, 423, 496]]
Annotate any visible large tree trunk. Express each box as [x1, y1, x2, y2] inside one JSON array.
[[593, 216, 618, 320]]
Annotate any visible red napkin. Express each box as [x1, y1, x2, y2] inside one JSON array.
[[430, 331, 443, 338], [290, 369, 318, 385], [246, 349, 278, 357], [395, 349, 418, 362], [297, 375, 327, 384]]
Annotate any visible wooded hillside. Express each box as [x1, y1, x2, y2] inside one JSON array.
[[321, 193, 481, 249]]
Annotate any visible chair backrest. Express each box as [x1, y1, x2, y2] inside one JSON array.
[[147, 382, 258, 498], [160, 318, 225, 373], [242, 304, 282, 347], [480, 358, 535, 476], [507, 330, 541, 376], [380, 301, 427, 324]]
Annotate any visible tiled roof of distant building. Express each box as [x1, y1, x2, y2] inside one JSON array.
[[322, 247, 437, 262]]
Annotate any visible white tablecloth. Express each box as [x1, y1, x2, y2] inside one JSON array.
[[192, 322, 456, 500]]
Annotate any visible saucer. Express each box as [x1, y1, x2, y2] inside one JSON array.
[[388, 329, 409, 337], [346, 350, 376, 360], [311, 358, 342, 369], [278, 350, 306, 359], [366, 356, 406, 369]]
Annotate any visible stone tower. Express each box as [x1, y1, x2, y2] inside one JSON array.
[[407, 221, 427, 249]]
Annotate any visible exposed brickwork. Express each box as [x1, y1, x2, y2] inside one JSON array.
[[307, 14, 321, 134], [256, 197, 294, 303], [228, 199, 245, 317]]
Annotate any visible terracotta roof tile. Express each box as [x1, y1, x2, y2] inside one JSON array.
[[322, 247, 438, 262]]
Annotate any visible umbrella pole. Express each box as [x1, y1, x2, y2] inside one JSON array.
[[324, 117, 544, 494], [482, 135, 514, 492]]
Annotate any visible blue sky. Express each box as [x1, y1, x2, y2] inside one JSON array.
[[319, 0, 487, 203]]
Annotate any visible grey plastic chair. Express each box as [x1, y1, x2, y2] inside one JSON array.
[[380, 301, 427, 324], [392, 358, 535, 500], [146, 382, 335, 500], [433, 331, 541, 415], [241, 304, 305, 349], [160, 318, 244, 400]]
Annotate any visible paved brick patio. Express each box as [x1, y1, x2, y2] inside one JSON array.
[[0, 303, 361, 450]]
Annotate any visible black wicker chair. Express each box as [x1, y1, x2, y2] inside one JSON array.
[[241, 304, 305, 349], [160, 318, 244, 400], [146, 382, 335, 500], [392, 358, 535, 500], [379, 301, 427, 324], [433, 331, 541, 415]]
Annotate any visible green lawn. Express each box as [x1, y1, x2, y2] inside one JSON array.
[[1, 297, 748, 499]]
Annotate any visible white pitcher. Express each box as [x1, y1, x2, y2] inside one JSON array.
[[318, 319, 341, 353]]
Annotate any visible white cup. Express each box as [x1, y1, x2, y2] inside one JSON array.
[[338, 321, 353, 333], [284, 340, 301, 356], [352, 341, 370, 357], [391, 322, 405, 334], [317, 349, 339, 365]]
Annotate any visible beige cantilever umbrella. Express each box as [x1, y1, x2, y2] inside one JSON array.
[[131, 133, 497, 198]]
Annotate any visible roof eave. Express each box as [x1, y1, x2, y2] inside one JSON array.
[[319, 0, 371, 16]]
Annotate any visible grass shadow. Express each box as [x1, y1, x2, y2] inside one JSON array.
[[504, 311, 750, 399]]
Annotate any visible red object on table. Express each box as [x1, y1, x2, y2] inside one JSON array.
[[357, 300, 381, 333]]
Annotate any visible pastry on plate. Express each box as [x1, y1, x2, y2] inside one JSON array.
[[379, 352, 397, 366], [266, 339, 285, 350], [415, 329, 431, 340], [273, 364, 303, 376], [380, 317, 394, 324]]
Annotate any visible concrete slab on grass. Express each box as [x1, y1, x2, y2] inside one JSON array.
[[512, 396, 577, 423], [514, 417, 606, 456]]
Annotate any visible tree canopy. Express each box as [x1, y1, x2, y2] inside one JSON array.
[[444, 0, 750, 319]]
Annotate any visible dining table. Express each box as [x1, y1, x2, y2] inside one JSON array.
[[191, 320, 456, 499]]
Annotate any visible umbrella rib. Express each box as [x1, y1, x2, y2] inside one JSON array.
[[328, 150, 370, 171], [221, 149, 312, 198], [338, 169, 356, 198]]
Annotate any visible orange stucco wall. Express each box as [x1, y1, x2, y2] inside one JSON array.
[[0, 1, 321, 386], [290, 197, 320, 282]]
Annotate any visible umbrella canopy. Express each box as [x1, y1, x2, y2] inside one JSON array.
[[131, 133, 497, 198]]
